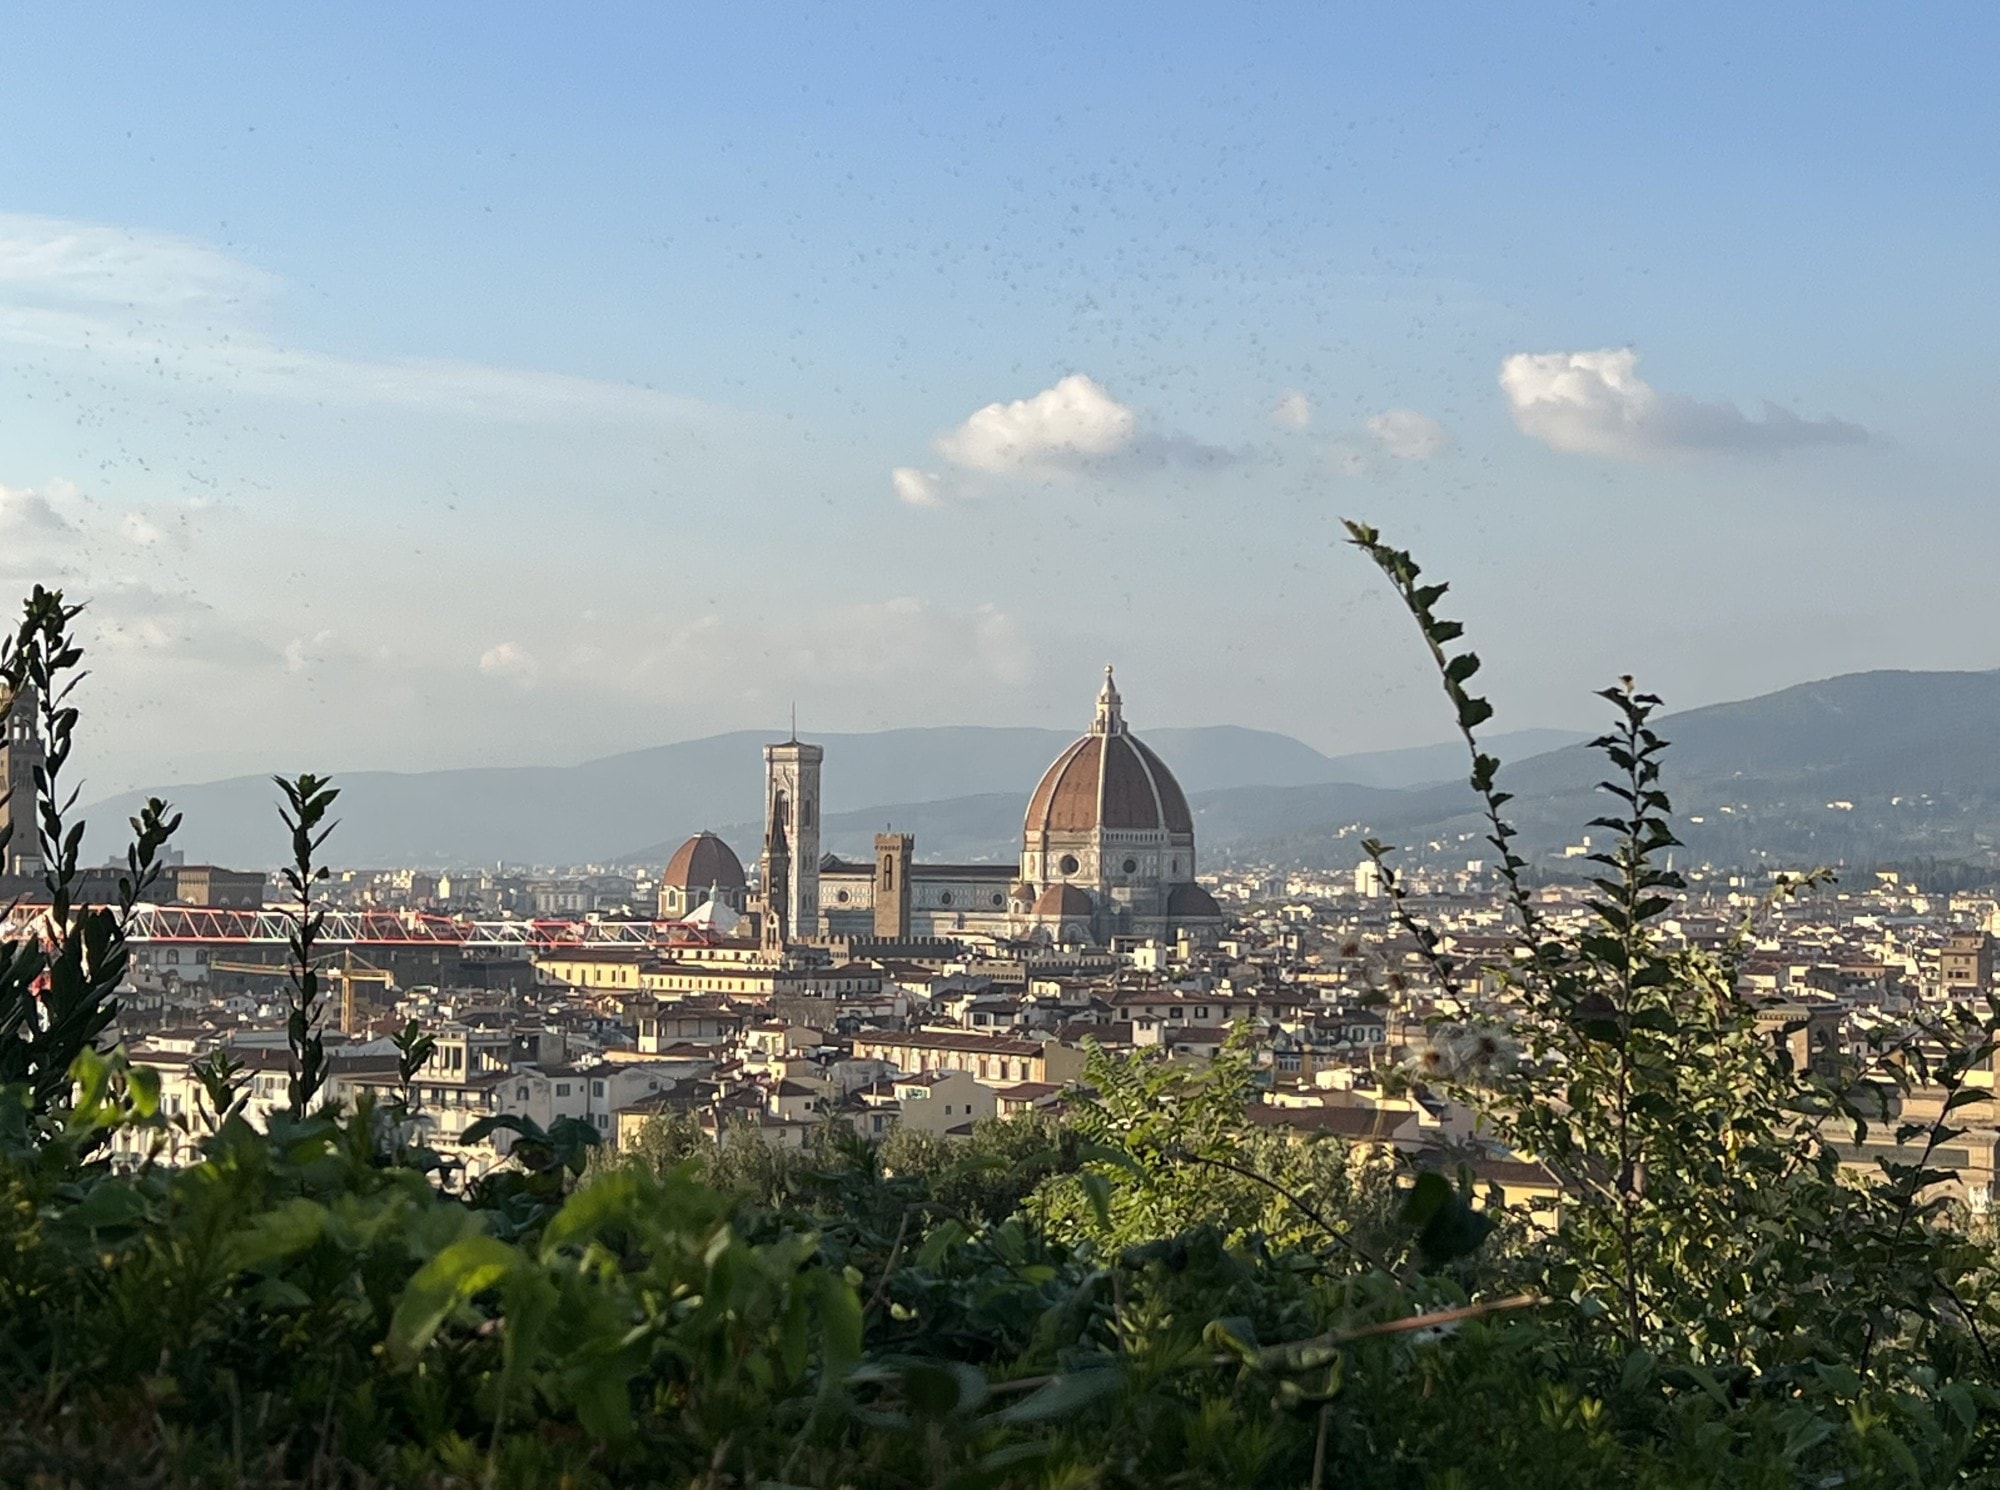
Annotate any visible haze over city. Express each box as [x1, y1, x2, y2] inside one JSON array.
[[2, 3, 1994, 796]]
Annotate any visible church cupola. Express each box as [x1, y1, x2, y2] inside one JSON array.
[[1092, 664, 1124, 736]]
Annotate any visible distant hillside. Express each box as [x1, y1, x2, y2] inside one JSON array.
[[83, 723, 1552, 870], [1229, 669, 2000, 871], [89, 667, 2000, 876], [1292, 728, 1584, 789]]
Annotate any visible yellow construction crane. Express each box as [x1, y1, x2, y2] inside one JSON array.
[[206, 950, 398, 1034]]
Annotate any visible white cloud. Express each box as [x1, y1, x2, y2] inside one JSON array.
[[0, 483, 72, 540], [1499, 348, 1867, 459], [900, 373, 1230, 502], [122, 511, 165, 546], [935, 373, 1139, 475], [283, 630, 339, 675], [890, 467, 942, 508], [0, 483, 83, 584], [85, 582, 277, 666], [478, 641, 539, 687], [1365, 408, 1450, 461], [0, 213, 716, 427], [1272, 391, 1314, 431], [0, 212, 278, 313]]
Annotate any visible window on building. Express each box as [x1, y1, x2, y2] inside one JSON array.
[[556, 1083, 570, 1097], [516, 1085, 529, 1100], [592, 1080, 605, 1097]]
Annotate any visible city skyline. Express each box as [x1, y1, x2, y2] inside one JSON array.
[[2, 4, 1996, 796]]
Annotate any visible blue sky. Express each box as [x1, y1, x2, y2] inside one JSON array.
[[1, 3, 1994, 794]]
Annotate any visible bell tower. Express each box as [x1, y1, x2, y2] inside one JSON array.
[[0, 684, 45, 884], [761, 733, 823, 942], [873, 832, 913, 940]]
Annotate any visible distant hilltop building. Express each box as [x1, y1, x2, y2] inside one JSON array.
[[729, 668, 1222, 949]]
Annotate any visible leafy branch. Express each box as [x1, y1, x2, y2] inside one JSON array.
[[277, 772, 339, 1120], [1343, 521, 1545, 966]]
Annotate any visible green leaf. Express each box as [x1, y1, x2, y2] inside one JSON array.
[[993, 1367, 1123, 1424], [1400, 1170, 1494, 1267], [1402, 1171, 1452, 1229], [818, 1266, 863, 1379], [1079, 1170, 1113, 1232], [916, 1218, 968, 1269], [387, 1233, 519, 1366], [903, 1361, 986, 1419], [539, 1166, 637, 1257], [59, 1180, 149, 1234], [1941, 1381, 1979, 1432], [1619, 1348, 1656, 1392], [230, 1197, 329, 1269], [250, 1277, 314, 1311], [1204, 1316, 1261, 1363], [568, 1353, 641, 1443], [124, 1062, 161, 1119]]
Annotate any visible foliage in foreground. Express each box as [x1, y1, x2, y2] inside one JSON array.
[[4, 546, 2000, 1486]]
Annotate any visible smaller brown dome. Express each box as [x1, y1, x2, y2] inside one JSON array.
[[1033, 883, 1095, 919], [662, 832, 746, 891], [1167, 882, 1222, 920]]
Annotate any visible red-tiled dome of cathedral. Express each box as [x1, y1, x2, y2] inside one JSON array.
[[1023, 668, 1193, 838]]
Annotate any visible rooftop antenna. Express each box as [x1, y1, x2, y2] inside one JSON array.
[[790, 701, 797, 743]]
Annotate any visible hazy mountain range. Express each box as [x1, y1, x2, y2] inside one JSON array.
[[76, 668, 2000, 874], [1183, 668, 2000, 873], [76, 726, 1580, 871]]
